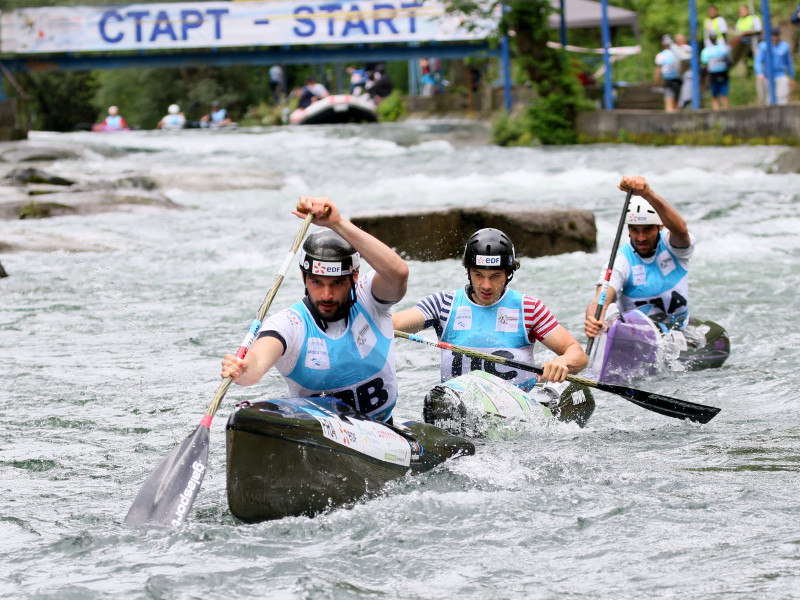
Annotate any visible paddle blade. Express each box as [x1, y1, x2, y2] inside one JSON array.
[[601, 383, 721, 424], [125, 424, 210, 526]]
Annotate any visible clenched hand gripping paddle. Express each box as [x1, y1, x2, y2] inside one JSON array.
[[585, 186, 633, 356], [125, 209, 317, 526], [394, 331, 721, 424]]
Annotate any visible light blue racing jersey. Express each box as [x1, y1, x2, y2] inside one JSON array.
[[440, 288, 537, 391], [104, 115, 124, 129], [283, 298, 397, 422], [210, 108, 227, 124], [618, 233, 690, 329]]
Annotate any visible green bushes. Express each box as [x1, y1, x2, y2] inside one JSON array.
[[376, 91, 406, 122]]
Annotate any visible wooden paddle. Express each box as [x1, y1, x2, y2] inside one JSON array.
[[125, 208, 317, 526], [394, 330, 721, 424], [586, 185, 633, 355]]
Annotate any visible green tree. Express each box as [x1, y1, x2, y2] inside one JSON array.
[[93, 65, 270, 129], [449, 0, 592, 145], [18, 71, 98, 131]]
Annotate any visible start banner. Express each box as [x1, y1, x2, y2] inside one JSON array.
[[0, 1, 494, 54]]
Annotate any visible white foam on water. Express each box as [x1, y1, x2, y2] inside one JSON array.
[[3, 129, 799, 599]]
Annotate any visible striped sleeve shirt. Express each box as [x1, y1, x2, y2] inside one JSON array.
[[415, 288, 559, 343], [523, 294, 558, 342]]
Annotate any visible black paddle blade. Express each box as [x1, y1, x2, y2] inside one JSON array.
[[600, 383, 721, 424], [125, 424, 210, 526]]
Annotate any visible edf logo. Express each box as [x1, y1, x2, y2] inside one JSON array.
[[476, 255, 501, 266], [312, 260, 342, 275]]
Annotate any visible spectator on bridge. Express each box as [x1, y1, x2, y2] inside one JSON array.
[[346, 65, 367, 95], [157, 104, 186, 130], [421, 70, 438, 97], [366, 69, 394, 104], [200, 101, 232, 128], [298, 77, 329, 109], [269, 65, 284, 104]]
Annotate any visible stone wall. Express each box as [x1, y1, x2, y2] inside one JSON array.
[[351, 206, 596, 262], [577, 105, 800, 143]]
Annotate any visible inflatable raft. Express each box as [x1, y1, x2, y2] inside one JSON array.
[[225, 396, 474, 522], [289, 94, 377, 125], [587, 309, 730, 384]]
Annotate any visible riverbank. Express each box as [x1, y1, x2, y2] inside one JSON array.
[[402, 92, 800, 147], [577, 104, 800, 146]]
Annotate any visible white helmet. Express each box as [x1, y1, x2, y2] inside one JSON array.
[[168, 104, 180, 114], [626, 198, 662, 226]]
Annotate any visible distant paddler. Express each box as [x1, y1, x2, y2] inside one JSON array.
[[584, 175, 695, 340], [157, 104, 186, 130], [92, 105, 129, 131]]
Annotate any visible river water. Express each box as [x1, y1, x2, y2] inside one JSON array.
[[1, 123, 799, 599]]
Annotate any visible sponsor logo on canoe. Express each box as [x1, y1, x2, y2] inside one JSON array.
[[475, 255, 501, 266], [171, 460, 205, 527], [312, 260, 343, 275], [433, 418, 462, 433], [571, 389, 587, 405], [408, 441, 422, 461]]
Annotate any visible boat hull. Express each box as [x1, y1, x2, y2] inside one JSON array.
[[289, 94, 377, 125], [226, 396, 474, 522], [423, 370, 595, 438], [587, 310, 730, 384]]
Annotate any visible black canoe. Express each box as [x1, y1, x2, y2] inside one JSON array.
[[226, 395, 474, 522]]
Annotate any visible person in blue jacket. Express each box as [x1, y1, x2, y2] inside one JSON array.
[[221, 196, 409, 423], [700, 32, 732, 110], [755, 29, 796, 105]]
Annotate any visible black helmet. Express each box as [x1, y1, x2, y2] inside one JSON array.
[[299, 230, 360, 276], [463, 228, 517, 271]]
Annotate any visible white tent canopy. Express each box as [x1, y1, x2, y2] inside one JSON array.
[[548, 0, 639, 34]]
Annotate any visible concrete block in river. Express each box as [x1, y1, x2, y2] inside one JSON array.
[[350, 206, 596, 261]]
